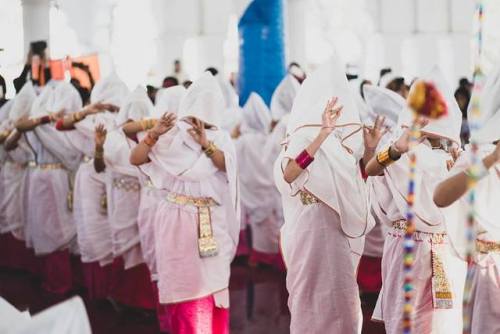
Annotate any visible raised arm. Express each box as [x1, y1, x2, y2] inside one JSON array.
[[283, 98, 343, 184], [130, 113, 176, 166], [362, 115, 387, 166], [93, 124, 107, 173], [433, 142, 500, 208], [55, 103, 118, 131], [15, 111, 62, 133], [122, 119, 158, 140]]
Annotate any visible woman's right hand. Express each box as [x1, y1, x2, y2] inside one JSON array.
[[150, 112, 177, 139], [319, 97, 343, 137]]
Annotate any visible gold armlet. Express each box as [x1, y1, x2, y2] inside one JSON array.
[[376, 147, 398, 167], [94, 149, 104, 159]]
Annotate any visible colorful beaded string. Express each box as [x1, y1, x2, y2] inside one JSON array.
[[462, 2, 485, 333], [402, 122, 419, 334]]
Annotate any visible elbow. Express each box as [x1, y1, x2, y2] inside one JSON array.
[[432, 187, 448, 208], [283, 173, 294, 184], [129, 155, 143, 166]]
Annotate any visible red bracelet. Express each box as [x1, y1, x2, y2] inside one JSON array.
[[295, 150, 314, 169]]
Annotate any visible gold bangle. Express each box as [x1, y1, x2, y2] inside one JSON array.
[[203, 141, 217, 157], [376, 147, 396, 167], [72, 112, 83, 122], [94, 149, 104, 159]]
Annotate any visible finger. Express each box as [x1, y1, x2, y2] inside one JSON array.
[[375, 116, 385, 129]]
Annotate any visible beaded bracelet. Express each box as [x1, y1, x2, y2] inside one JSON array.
[[40, 115, 51, 124], [72, 112, 83, 123], [94, 149, 104, 159], [464, 160, 489, 180], [295, 150, 314, 169]]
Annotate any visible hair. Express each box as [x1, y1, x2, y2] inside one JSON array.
[[70, 79, 91, 106], [359, 80, 372, 99], [288, 62, 301, 69], [174, 59, 181, 64], [205, 67, 219, 76], [182, 80, 193, 88], [386, 77, 406, 92], [459, 77, 471, 88], [454, 86, 471, 118], [378, 68, 392, 85], [0, 74, 6, 98], [162, 76, 179, 87]]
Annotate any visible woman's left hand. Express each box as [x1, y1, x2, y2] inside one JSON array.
[[187, 118, 209, 148], [363, 115, 387, 152]]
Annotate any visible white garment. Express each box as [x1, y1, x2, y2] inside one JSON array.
[[270, 74, 300, 121]]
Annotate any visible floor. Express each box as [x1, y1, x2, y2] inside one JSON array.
[[0, 261, 385, 333]]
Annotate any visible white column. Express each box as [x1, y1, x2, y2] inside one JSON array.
[[21, 0, 50, 54], [286, 0, 307, 66]]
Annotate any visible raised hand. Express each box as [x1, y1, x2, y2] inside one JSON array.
[[150, 112, 176, 139], [393, 117, 429, 154], [84, 102, 118, 115], [95, 124, 107, 147], [187, 117, 209, 148], [363, 115, 387, 151], [320, 97, 343, 136]]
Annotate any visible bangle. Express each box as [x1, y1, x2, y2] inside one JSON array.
[[203, 141, 217, 157], [72, 112, 83, 122], [465, 161, 489, 181], [94, 149, 104, 159], [140, 119, 156, 131], [295, 149, 314, 169], [376, 146, 399, 167], [40, 115, 51, 124], [143, 132, 158, 147]]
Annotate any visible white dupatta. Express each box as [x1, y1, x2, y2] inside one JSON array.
[[32, 82, 83, 171], [152, 86, 187, 118], [270, 74, 300, 121], [276, 55, 373, 238]]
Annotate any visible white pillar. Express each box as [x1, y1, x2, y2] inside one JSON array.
[[286, 0, 307, 66], [21, 0, 50, 54]]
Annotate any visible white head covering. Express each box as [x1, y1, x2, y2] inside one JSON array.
[[276, 55, 373, 239], [0, 100, 13, 126], [153, 86, 187, 118], [270, 74, 300, 121], [218, 76, 239, 109], [116, 86, 153, 125], [241, 92, 271, 134], [177, 72, 225, 128], [9, 81, 36, 122], [34, 82, 83, 170], [90, 72, 130, 107], [397, 66, 462, 145], [469, 65, 500, 144], [363, 85, 406, 128]]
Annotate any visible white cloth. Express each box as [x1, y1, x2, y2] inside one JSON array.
[[153, 86, 187, 118], [1, 297, 91, 334], [116, 86, 153, 126], [282, 55, 373, 238], [270, 74, 300, 121], [9, 82, 36, 122], [241, 92, 271, 134], [177, 72, 226, 129], [469, 64, 500, 144]]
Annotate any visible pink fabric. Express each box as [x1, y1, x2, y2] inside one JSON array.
[[280, 203, 363, 333], [82, 262, 114, 300], [109, 259, 156, 309], [236, 228, 250, 257], [376, 229, 466, 334], [152, 282, 171, 333], [0, 233, 40, 272], [249, 249, 286, 272], [166, 295, 229, 334], [357, 255, 382, 293], [469, 252, 500, 334], [40, 249, 73, 295]]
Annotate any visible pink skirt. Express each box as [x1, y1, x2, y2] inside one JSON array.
[[40, 249, 73, 295], [0, 232, 41, 274], [357, 255, 382, 293], [236, 228, 250, 257], [109, 258, 157, 309], [166, 295, 229, 334]]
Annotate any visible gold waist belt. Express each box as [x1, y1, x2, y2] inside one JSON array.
[[29, 162, 65, 170], [299, 190, 320, 205], [476, 239, 500, 254], [6, 160, 29, 169], [166, 192, 219, 258], [112, 178, 140, 192], [391, 220, 453, 310]]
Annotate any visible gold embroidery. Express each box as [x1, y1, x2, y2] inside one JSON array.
[[299, 190, 320, 205], [166, 192, 219, 258], [476, 239, 500, 254], [391, 220, 453, 309], [29, 162, 65, 170], [112, 178, 140, 192]]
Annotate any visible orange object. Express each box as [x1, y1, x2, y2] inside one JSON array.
[[408, 80, 448, 119], [49, 54, 100, 89]]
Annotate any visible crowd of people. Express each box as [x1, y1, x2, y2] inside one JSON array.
[[0, 51, 498, 334]]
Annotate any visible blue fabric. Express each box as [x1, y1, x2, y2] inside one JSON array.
[[238, 0, 286, 107]]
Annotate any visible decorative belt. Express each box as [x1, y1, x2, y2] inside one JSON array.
[[143, 179, 155, 189], [299, 190, 320, 205], [6, 160, 29, 169], [29, 162, 65, 170], [166, 192, 219, 258], [112, 177, 140, 192], [476, 239, 500, 254], [391, 220, 453, 309]]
